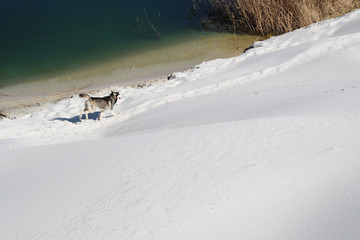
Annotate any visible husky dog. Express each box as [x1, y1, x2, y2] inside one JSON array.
[[79, 91, 120, 121]]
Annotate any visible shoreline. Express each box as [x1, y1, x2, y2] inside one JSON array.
[[0, 33, 261, 118]]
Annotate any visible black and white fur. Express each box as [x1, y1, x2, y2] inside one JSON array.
[[79, 91, 120, 121]]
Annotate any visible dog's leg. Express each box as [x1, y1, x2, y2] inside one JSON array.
[[79, 111, 83, 120], [98, 111, 104, 121], [111, 110, 116, 116], [85, 111, 89, 120]]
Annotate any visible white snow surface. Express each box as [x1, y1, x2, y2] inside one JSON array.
[[1, 10, 360, 240]]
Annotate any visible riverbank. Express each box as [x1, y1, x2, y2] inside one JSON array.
[[0, 33, 260, 118]]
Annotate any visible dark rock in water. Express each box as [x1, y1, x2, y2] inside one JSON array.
[[167, 73, 176, 80]]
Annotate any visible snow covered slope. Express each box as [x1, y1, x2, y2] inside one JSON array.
[[1, 10, 360, 240]]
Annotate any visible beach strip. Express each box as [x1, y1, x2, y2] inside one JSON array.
[[0, 33, 260, 115]]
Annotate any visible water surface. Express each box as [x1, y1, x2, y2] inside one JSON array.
[[0, 0, 202, 87]]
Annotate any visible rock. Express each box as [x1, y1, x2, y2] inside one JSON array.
[[0, 112, 8, 120], [243, 45, 254, 53], [167, 73, 176, 80]]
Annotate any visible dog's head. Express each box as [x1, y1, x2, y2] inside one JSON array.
[[111, 91, 121, 100]]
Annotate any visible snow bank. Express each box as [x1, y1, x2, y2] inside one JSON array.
[[1, 10, 360, 240]]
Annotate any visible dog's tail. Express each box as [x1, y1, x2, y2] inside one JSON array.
[[79, 93, 91, 100]]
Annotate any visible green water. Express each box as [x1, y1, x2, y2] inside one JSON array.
[[0, 0, 202, 87]]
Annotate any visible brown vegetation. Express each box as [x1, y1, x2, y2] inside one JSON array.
[[193, 0, 360, 35]]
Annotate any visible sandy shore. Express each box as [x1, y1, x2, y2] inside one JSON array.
[[0, 33, 261, 118]]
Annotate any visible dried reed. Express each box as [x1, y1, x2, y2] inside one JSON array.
[[194, 0, 359, 35]]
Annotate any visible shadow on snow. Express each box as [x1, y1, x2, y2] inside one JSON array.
[[52, 112, 100, 124]]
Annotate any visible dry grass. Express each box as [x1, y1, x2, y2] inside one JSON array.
[[193, 0, 360, 35]]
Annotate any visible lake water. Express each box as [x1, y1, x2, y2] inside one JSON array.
[[0, 0, 257, 91]]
